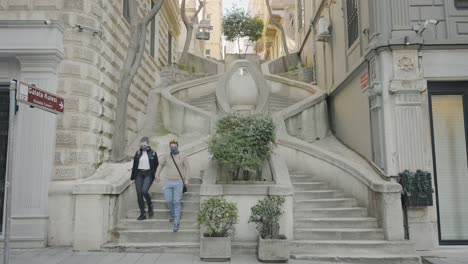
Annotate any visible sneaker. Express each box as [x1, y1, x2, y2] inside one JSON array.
[[137, 214, 146, 221], [148, 205, 154, 218], [173, 223, 180, 232]]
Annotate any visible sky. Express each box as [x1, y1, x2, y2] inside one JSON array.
[[222, 0, 249, 14]]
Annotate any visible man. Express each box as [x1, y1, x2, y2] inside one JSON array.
[[156, 139, 190, 232]]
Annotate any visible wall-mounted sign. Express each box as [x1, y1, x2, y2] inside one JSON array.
[[17, 81, 64, 114]]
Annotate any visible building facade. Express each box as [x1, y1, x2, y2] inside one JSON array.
[[203, 0, 222, 59], [0, 0, 180, 247], [248, 0, 297, 61], [177, 0, 205, 58], [312, 0, 468, 249]]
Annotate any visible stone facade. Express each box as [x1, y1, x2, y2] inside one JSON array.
[[0, 0, 181, 247], [312, 0, 468, 250]]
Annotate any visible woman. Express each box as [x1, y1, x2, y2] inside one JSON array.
[[131, 137, 159, 221], [156, 139, 190, 232]]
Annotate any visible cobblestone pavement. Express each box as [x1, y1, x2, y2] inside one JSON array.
[[0, 248, 338, 264]]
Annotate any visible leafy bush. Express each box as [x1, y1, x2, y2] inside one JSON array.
[[399, 170, 434, 206], [197, 197, 239, 237], [249, 196, 286, 239], [288, 65, 298, 72], [208, 113, 276, 176]]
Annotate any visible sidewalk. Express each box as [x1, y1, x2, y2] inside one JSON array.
[[420, 246, 468, 264], [0, 248, 336, 264]]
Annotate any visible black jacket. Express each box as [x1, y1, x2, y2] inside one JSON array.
[[131, 147, 159, 181]]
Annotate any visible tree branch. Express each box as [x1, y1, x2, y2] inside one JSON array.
[[143, 0, 165, 26], [181, 0, 190, 28], [194, 0, 205, 18]]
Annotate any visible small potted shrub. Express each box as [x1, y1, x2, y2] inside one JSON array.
[[249, 196, 289, 263], [197, 196, 239, 261]]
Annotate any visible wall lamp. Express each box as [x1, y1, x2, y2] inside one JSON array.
[[74, 24, 102, 37]]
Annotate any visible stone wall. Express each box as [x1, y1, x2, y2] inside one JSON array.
[[0, 0, 180, 180]]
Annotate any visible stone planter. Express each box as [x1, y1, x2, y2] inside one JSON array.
[[258, 235, 290, 263], [200, 235, 231, 261]]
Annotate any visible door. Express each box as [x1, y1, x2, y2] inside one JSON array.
[[429, 82, 468, 245], [0, 85, 9, 233]]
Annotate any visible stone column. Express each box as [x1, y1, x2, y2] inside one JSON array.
[[9, 52, 62, 247]]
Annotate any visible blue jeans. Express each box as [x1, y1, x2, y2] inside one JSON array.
[[163, 179, 184, 225], [135, 170, 153, 215]]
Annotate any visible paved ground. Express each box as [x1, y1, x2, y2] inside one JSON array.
[[420, 246, 468, 264], [0, 247, 467, 264], [0, 248, 335, 264]]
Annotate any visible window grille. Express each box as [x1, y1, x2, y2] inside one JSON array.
[[346, 0, 359, 48]]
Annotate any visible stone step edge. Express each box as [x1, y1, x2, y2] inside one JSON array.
[[294, 217, 376, 221], [293, 228, 383, 232], [291, 240, 413, 245], [118, 229, 200, 234], [291, 254, 421, 260], [294, 207, 367, 211]]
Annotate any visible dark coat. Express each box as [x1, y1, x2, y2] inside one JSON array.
[[131, 147, 159, 181]]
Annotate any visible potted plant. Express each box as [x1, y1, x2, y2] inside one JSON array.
[[249, 196, 289, 263], [398, 169, 434, 206], [197, 196, 239, 261], [208, 113, 276, 182]]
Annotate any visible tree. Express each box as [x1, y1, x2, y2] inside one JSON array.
[[241, 16, 264, 55], [179, 0, 205, 65], [222, 6, 247, 53], [265, 0, 290, 68], [111, 0, 164, 162]]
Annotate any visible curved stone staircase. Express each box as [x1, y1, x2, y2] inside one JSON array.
[[101, 56, 421, 263], [105, 177, 202, 253], [289, 172, 420, 264]]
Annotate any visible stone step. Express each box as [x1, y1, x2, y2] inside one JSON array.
[[118, 219, 197, 230], [117, 229, 200, 243], [103, 242, 200, 254], [293, 228, 384, 240], [150, 200, 200, 210], [292, 182, 329, 191], [290, 175, 317, 182], [126, 209, 198, 220], [294, 190, 344, 200], [293, 207, 368, 218], [151, 192, 199, 200], [290, 240, 416, 255], [294, 198, 357, 209], [294, 217, 378, 229], [290, 254, 421, 264]]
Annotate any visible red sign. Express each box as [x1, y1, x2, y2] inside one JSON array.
[[360, 71, 369, 92], [17, 81, 64, 114]]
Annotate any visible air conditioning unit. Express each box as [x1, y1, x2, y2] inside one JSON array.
[[317, 16, 331, 42]]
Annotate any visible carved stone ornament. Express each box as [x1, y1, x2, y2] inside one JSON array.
[[389, 79, 426, 94], [366, 83, 383, 97], [397, 56, 415, 72]]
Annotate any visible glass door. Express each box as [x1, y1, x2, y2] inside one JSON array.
[[429, 82, 468, 244]]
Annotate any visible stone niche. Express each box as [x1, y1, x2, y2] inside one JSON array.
[[216, 59, 270, 113]]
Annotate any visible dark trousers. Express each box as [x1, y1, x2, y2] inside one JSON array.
[[135, 170, 153, 215]]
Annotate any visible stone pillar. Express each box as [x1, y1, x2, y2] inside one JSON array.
[[9, 52, 62, 247]]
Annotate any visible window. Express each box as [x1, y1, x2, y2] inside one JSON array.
[[455, 0, 468, 8], [346, 0, 359, 48], [168, 32, 173, 65], [150, 2, 156, 57], [123, 0, 130, 21], [205, 49, 211, 55]]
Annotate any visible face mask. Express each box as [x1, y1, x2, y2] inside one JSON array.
[[170, 147, 178, 155], [141, 145, 149, 152]]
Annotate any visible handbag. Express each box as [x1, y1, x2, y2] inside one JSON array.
[[170, 153, 187, 193]]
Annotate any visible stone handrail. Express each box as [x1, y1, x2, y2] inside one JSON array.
[[160, 74, 221, 135]]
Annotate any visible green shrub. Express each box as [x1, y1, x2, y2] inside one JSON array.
[[197, 197, 239, 237], [208, 113, 276, 177], [248, 196, 285, 239], [288, 65, 298, 72]]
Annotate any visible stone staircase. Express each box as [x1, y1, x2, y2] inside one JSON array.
[[289, 173, 421, 264], [269, 94, 299, 112], [104, 178, 202, 253], [186, 94, 217, 113]]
